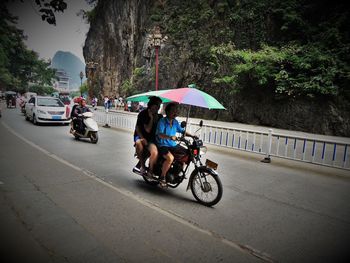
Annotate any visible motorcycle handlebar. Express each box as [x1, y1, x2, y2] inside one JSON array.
[[176, 135, 199, 143]]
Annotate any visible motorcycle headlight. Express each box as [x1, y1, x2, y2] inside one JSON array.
[[37, 110, 46, 115]]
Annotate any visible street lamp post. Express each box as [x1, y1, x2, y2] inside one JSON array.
[[149, 26, 167, 91], [79, 71, 84, 96]]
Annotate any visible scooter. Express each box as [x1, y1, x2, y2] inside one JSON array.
[[70, 112, 99, 143]]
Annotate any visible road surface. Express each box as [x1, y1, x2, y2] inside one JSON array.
[[1, 104, 349, 262]]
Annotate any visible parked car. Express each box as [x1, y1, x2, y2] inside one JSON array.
[[25, 96, 70, 125]]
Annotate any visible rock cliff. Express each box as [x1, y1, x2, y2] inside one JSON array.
[[83, 0, 151, 97], [83, 0, 350, 136]]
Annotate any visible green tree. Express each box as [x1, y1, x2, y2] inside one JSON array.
[[4, 0, 68, 25], [207, 0, 350, 99], [0, 3, 56, 92], [120, 79, 135, 97], [79, 82, 88, 95], [211, 43, 347, 97], [28, 84, 55, 95]]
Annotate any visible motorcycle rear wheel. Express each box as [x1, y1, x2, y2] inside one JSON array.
[[190, 168, 223, 207]]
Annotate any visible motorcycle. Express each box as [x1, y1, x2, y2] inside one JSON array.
[[6, 95, 16, 108], [70, 112, 99, 143], [133, 121, 223, 207]]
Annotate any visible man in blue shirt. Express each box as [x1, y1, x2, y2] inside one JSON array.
[[156, 102, 196, 188]]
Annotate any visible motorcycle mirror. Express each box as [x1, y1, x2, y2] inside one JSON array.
[[181, 121, 187, 128], [199, 120, 203, 127]]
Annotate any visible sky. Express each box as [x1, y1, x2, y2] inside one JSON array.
[[7, 0, 92, 63]]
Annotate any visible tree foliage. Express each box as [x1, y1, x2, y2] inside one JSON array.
[[149, 0, 349, 100], [0, 3, 56, 92], [33, 0, 67, 25], [79, 82, 88, 95], [211, 43, 348, 97], [207, 0, 350, 99], [120, 79, 135, 97], [29, 84, 55, 95]]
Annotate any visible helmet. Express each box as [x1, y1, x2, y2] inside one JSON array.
[[73, 97, 82, 103]]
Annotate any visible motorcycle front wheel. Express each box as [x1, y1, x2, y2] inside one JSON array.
[[89, 131, 98, 144], [189, 167, 223, 207]]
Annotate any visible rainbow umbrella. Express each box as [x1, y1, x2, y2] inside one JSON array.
[[127, 90, 172, 104], [126, 87, 225, 110]]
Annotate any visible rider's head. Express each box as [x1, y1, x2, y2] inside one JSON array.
[[80, 98, 87, 107], [147, 96, 162, 113], [74, 97, 82, 104], [165, 102, 178, 119]]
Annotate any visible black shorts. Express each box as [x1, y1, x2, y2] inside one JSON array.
[[158, 145, 184, 156]]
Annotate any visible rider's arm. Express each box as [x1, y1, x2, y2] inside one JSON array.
[[185, 131, 198, 139], [158, 133, 177, 141], [175, 120, 197, 139], [143, 109, 153, 133], [135, 111, 147, 140], [157, 119, 177, 141], [135, 125, 145, 140], [73, 106, 80, 117]]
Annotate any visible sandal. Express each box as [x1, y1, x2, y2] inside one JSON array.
[[145, 170, 155, 180], [159, 178, 167, 188]]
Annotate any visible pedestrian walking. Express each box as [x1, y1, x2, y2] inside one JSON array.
[[104, 96, 109, 112]]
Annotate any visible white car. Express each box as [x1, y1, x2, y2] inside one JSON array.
[[25, 96, 70, 125]]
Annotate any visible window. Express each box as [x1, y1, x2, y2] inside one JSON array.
[[37, 98, 64, 107]]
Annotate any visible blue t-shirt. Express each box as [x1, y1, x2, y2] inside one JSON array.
[[156, 117, 185, 147]]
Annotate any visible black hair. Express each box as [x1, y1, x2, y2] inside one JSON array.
[[147, 96, 162, 107], [165, 102, 178, 115]]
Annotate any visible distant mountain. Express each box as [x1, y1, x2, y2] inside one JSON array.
[[51, 51, 86, 89]]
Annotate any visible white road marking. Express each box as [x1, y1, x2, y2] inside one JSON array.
[[0, 181, 4, 185], [2, 122, 276, 263]]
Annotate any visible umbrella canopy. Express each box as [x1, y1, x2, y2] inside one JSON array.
[[126, 87, 225, 110], [127, 90, 172, 104]]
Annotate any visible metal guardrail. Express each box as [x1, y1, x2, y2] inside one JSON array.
[[187, 122, 350, 170], [94, 109, 137, 131], [93, 109, 350, 170]]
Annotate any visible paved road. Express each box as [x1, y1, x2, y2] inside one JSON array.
[[1, 105, 350, 262]]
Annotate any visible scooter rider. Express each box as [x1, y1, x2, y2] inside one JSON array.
[[156, 102, 197, 188], [133, 96, 163, 177], [73, 98, 91, 133]]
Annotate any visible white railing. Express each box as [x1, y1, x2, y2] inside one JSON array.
[[94, 110, 137, 131], [188, 122, 350, 170], [92, 109, 350, 170]]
